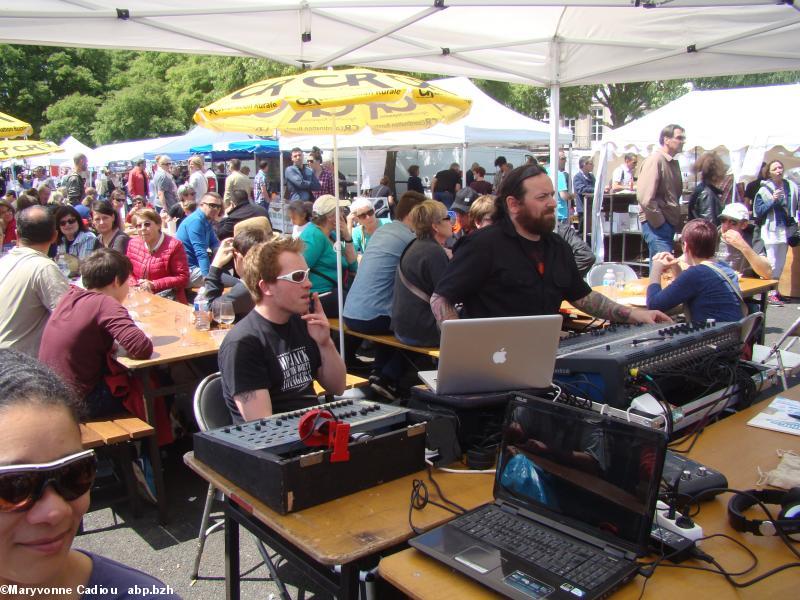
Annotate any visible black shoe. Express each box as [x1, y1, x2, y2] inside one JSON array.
[[369, 375, 400, 401]]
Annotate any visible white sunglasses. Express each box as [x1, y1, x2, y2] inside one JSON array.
[[276, 268, 310, 284]]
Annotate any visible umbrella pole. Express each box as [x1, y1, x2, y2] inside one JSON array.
[[332, 114, 346, 358]]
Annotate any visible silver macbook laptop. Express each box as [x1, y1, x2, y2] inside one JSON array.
[[418, 315, 562, 395]]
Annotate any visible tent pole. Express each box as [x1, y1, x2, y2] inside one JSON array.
[[356, 147, 362, 197], [461, 143, 467, 189], [332, 114, 346, 358], [549, 40, 561, 231]]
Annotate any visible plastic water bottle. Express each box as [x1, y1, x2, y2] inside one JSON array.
[[56, 252, 70, 278], [193, 286, 211, 331], [602, 268, 617, 299]]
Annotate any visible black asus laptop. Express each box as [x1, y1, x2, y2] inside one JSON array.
[[410, 394, 667, 600]]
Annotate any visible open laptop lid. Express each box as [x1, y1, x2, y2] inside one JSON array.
[[422, 315, 562, 395], [494, 395, 667, 556]]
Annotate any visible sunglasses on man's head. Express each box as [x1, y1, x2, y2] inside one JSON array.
[[59, 218, 77, 226], [0, 450, 96, 513], [276, 268, 310, 284]]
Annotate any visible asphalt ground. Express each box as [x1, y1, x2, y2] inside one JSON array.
[[73, 300, 799, 600]]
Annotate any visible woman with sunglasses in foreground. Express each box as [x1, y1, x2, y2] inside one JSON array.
[[0, 349, 181, 598], [125, 208, 190, 304]]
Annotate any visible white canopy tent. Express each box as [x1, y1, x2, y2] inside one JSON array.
[[91, 135, 182, 168], [590, 83, 800, 259], [29, 135, 96, 168], [3, 1, 799, 189]]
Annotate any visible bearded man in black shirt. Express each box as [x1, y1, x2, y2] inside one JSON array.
[[431, 164, 671, 325]]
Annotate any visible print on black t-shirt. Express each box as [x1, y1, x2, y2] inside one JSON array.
[[278, 347, 313, 391]]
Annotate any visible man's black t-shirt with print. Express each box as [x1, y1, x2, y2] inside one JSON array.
[[219, 311, 322, 423]]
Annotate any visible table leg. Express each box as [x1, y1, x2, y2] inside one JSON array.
[[338, 564, 360, 600], [225, 508, 240, 600]]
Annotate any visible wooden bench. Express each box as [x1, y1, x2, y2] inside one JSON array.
[[80, 414, 167, 525], [329, 318, 440, 358], [313, 373, 370, 396]]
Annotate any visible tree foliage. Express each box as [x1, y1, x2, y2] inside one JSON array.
[[1, 43, 797, 146], [40, 93, 101, 143]]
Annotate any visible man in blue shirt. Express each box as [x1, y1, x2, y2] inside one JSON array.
[[544, 151, 572, 223], [342, 191, 426, 399], [177, 191, 223, 287], [572, 156, 595, 235], [285, 147, 320, 201]]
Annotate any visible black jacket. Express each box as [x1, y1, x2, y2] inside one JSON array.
[[688, 182, 723, 225], [214, 202, 270, 240]]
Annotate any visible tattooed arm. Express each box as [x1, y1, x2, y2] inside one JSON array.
[[233, 389, 272, 421], [572, 290, 672, 324], [430, 292, 460, 326]]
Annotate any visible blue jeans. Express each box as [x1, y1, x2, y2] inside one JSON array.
[[433, 191, 454, 208], [642, 221, 675, 261]]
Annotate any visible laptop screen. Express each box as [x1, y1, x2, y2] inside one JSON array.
[[495, 395, 667, 553]]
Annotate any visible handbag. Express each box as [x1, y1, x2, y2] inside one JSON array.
[[786, 215, 800, 247]]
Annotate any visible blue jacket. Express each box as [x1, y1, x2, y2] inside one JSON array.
[[285, 165, 320, 201], [176, 210, 219, 275]]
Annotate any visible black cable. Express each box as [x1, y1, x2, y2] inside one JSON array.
[[407, 467, 467, 535]]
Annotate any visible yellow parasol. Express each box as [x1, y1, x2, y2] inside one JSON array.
[[194, 67, 471, 354], [0, 140, 64, 160], [193, 67, 471, 136], [0, 111, 33, 138]]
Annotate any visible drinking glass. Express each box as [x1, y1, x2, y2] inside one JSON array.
[[141, 289, 152, 316], [174, 310, 189, 347], [218, 300, 235, 329]]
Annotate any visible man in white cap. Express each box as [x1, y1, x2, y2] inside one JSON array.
[[716, 202, 772, 280]]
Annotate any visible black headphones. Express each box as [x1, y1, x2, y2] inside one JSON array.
[[727, 487, 800, 536]]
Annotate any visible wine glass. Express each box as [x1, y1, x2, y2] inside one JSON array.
[[174, 310, 189, 347], [217, 300, 235, 329], [141, 288, 152, 316]]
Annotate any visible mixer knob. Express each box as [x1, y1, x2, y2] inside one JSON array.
[[254, 424, 261, 431], [706, 318, 716, 327], [275, 419, 282, 426], [697, 466, 708, 477], [235, 425, 242, 431], [681, 469, 692, 481], [223, 427, 230, 433], [360, 408, 369, 415], [606, 344, 611, 351]]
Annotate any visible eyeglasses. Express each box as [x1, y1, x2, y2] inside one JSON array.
[[0, 450, 96, 513], [356, 209, 375, 220], [276, 268, 310, 284], [674, 135, 687, 141], [203, 202, 222, 210], [59, 218, 77, 226], [135, 221, 154, 229]]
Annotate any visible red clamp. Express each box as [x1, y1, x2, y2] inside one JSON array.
[[297, 409, 351, 462]]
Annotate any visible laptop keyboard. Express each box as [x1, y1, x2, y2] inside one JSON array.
[[452, 505, 629, 590]]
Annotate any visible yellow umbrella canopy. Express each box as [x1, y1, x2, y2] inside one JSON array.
[[0, 140, 64, 160], [193, 67, 471, 136], [0, 111, 33, 138]]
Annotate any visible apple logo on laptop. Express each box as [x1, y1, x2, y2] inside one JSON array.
[[492, 348, 507, 364]]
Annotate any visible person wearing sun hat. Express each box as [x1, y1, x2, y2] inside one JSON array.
[[716, 202, 773, 282], [298, 194, 355, 317]]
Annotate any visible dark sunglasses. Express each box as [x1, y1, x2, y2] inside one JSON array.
[[356, 209, 375, 219], [0, 450, 96, 513], [59, 218, 77, 226]]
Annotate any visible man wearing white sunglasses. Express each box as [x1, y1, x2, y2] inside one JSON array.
[[218, 236, 346, 423]]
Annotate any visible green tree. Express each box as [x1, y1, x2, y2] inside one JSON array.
[[594, 81, 687, 128], [40, 93, 101, 144], [692, 71, 800, 90], [92, 83, 185, 144]]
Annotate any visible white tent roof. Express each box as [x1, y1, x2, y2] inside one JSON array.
[[29, 135, 96, 167], [91, 135, 182, 167], [2, 2, 798, 87], [279, 77, 571, 151], [602, 84, 800, 156]]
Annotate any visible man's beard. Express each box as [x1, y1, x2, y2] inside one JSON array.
[[516, 204, 555, 235]]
